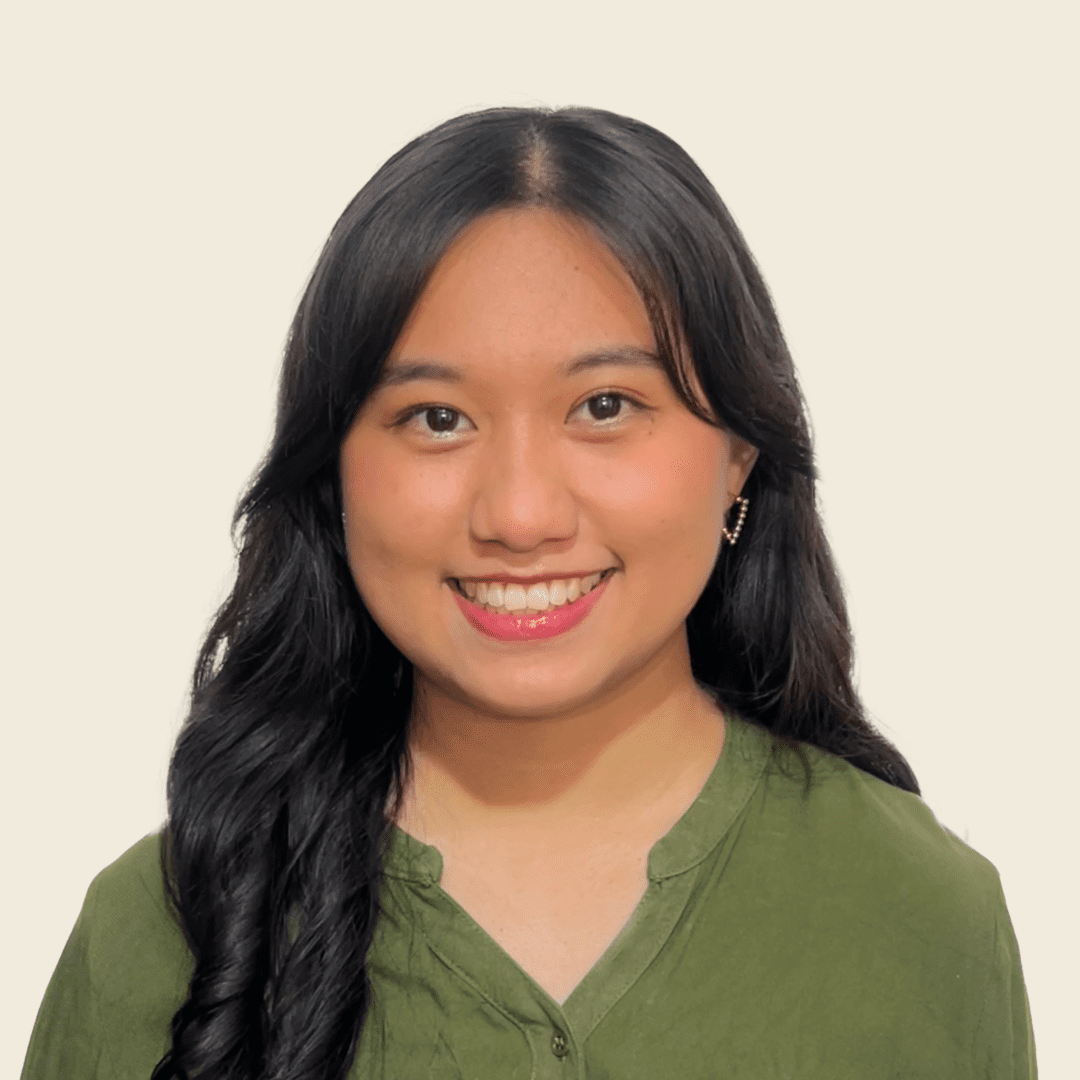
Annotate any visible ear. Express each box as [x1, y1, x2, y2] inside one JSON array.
[[726, 435, 759, 499]]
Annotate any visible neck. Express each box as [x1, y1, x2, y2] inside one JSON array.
[[394, 644, 725, 844]]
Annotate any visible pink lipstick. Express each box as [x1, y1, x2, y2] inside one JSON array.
[[450, 570, 614, 642]]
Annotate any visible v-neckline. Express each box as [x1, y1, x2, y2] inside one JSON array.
[[382, 714, 772, 1017]]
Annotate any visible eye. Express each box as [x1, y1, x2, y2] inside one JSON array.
[[396, 404, 475, 441], [393, 391, 648, 444], [569, 391, 647, 427]]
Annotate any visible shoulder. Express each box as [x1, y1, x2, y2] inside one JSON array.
[[734, 726, 1035, 1072], [747, 724, 1004, 951], [80, 830, 193, 1007], [83, 831, 168, 922], [72, 834, 191, 1067], [23, 833, 193, 1079]]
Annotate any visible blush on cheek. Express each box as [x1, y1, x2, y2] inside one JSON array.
[[618, 445, 726, 578], [611, 445, 723, 532], [342, 442, 396, 504], [343, 440, 454, 537]]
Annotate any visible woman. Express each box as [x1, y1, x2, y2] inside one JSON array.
[[22, 106, 1036, 1079]]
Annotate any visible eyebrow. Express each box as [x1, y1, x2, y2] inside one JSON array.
[[374, 345, 663, 389]]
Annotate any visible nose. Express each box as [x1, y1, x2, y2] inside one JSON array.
[[468, 414, 577, 552]]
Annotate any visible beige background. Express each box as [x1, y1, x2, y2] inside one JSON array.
[[3, 0, 1076, 1073]]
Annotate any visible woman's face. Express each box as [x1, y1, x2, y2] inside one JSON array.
[[340, 209, 757, 721]]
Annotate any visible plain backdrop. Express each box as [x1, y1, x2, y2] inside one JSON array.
[[3, 1, 1076, 1074]]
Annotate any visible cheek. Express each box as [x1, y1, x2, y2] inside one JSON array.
[[341, 438, 465, 578], [590, 430, 726, 555]]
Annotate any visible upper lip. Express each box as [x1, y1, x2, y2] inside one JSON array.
[[449, 568, 615, 586]]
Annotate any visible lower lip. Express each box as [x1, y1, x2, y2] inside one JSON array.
[[450, 573, 613, 642]]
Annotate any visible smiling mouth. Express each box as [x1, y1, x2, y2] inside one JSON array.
[[448, 567, 616, 616]]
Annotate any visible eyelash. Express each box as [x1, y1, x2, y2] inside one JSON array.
[[393, 392, 649, 442]]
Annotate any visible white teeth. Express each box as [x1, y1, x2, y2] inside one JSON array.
[[455, 570, 609, 615], [503, 584, 528, 612]]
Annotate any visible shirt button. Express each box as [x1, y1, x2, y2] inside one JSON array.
[[551, 1028, 570, 1058]]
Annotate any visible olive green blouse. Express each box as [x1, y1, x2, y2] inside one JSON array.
[[21, 715, 1037, 1078]]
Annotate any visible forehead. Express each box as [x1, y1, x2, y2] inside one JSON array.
[[383, 209, 658, 384]]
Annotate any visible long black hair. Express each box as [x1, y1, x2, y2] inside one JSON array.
[[154, 105, 919, 1080]]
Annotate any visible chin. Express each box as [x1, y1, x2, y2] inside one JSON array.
[[456, 661, 620, 718]]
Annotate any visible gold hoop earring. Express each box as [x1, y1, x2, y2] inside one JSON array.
[[722, 495, 749, 546]]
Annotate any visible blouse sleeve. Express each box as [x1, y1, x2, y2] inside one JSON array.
[[973, 879, 1038, 1079], [21, 881, 107, 1080]]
